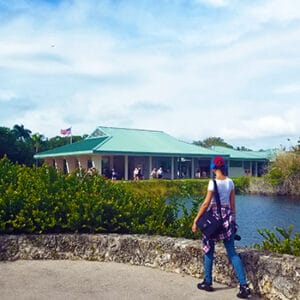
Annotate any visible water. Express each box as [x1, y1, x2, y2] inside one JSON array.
[[184, 195, 300, 247], [234, 195, 300, 247]]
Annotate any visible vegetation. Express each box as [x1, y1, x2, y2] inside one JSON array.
[[1, 156, 299, 255], [193, 136, 234, 148], [0, 157, 203, 239], [193, 136, 252, 151], [254, 226, 300, 257], [2, 124, 300, 256], [264, 151, 300, 196], [0, 124, 86, 166]]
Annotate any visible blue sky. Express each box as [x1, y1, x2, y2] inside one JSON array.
[[1, 0, 300, 150]]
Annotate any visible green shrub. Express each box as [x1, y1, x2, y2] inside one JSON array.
[[0, 157, 249, 238], [254, 225, 300, 256], [233, 177, 250, 194], [265, 152, 300, 195], [0, 158, 197, 236]]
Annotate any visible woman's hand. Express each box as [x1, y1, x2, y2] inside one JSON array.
[[192, 221, 197, 233]]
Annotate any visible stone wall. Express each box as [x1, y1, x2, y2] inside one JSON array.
[[0, 234, 299, 300]]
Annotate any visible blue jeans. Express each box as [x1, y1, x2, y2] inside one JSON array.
[[204, 235, 247, 285]]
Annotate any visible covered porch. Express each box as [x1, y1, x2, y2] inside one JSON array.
[[44, 154, 213, 180]]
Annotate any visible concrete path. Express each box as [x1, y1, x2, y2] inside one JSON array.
[[0, 260, 260, 300]]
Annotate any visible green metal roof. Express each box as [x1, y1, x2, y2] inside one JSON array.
[[34, 126, 274, 162], [34, 126, 221, 159], [211, 146, 273, 161], [34, 137, 107, 158], [91, 126, 219, 156]]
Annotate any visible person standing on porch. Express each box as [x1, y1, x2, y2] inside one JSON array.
[[157, 167, 163, 179], [150, 168, 157, 179], [133, 167, 139, 180]]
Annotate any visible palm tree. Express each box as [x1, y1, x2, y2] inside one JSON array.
[[12, 124, 32, 141], [31, 133, 45, 153]]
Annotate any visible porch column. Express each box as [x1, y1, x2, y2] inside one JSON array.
[[250, 161, 253, 176], [92, 155, 102, 175], [171, 157, 174, 180], [227, 160, 230, 177], [149, 156, 152, 178], [66, 157, 77, 173], [65, 159, 70, 173], [124, 155, 128, 180], [110, 155, 114, 169], [78, 155, 89, 170], [191, 158, 195, 179]]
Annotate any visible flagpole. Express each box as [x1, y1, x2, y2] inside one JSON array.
[[70, 127, 72, 144]]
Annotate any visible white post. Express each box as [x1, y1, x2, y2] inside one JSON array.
[[93, 156, 102, 175], [149, 156, 152, 178], [227, 160, 230, 176], [171, 157, 174, 179], [65, 159, 70, 173], [191, 158, 195, 179], [124, 155, 128, 180]]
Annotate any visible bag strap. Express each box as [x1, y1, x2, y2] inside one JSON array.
[[213, 179, 223, 219]]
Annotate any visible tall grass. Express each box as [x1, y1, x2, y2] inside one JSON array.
[[266, 152, 300, 196]]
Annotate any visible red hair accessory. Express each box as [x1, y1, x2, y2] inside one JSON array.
[[213, 156, 225, 168]]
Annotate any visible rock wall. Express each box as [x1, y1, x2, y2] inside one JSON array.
[[0, 234, 299, 300]]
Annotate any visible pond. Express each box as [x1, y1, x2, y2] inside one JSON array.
[[234, 195, 300, 247], [184, 195, 300, 247]]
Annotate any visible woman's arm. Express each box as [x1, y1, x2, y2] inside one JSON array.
[[192, 190, 213, 233], [230, 188, 236, 221]]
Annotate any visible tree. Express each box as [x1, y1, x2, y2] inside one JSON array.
[[1, 124, 87, 166], [193, 137, 234, 149], [236, 146, 253, 151], [31, 133, 46, 153], [12, 124, 32, 141], [0, 126, 34, 165], [0, 127, 18, 160], [41, 135, 85, 151]]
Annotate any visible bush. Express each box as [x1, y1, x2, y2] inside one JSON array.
[[233, 177, 250, 194], [254, 225, 300, 256], [0, 157, 203, 237], [0, 157, 249, 238], [266, 152, 300, 196]]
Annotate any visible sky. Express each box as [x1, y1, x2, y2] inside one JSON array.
[[1, 0, 300, 150]]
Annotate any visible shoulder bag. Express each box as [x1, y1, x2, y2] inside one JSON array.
[[196, 180, 224, 238]]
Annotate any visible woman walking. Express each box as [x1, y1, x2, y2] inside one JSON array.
[[192, 156, 251, 299]]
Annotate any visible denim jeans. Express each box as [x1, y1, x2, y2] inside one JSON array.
[[204, 235, 247, 285]]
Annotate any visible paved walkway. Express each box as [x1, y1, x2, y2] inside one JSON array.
[[0, 260, 260, 300]]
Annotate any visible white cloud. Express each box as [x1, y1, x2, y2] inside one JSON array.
[[0, 90, 17, 102], [195, 0, 229, 7], [1, 0, 300, 150], [247, 0, 300, 24], [274, 83, 300, 94], [221, 114, 298, 140]]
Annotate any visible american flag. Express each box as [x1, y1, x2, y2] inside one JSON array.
[[60, 127, 72, 136]]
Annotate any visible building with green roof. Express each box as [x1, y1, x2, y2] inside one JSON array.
[[34, 126, 270, 179], [211, 146, 273, 177]]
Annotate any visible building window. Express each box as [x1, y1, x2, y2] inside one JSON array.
[[230, 161, 243, 167]]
